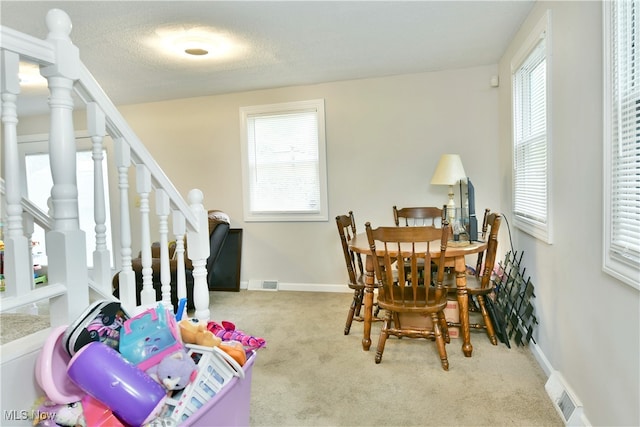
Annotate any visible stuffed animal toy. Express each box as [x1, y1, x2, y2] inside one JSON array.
[[146, 349, 198, 391], [207, 320, 266, 350], [32, 398, 86, 427], [179, 318, 221, 348], [218, 340, 247, 366]]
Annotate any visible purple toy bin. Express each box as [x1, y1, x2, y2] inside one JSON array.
[[67, 341, 167, 426]]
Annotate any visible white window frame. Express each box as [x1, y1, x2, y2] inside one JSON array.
[[239, 99, 328, 222], [603, 1, 640, 290], [511, 11, 553, 244]]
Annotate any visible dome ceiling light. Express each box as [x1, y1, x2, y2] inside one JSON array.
[[152, 27, 240, 60]]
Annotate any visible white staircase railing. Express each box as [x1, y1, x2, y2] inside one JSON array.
[[0, 8, 212, 330]]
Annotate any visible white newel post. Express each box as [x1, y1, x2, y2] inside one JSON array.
[[40, 9, 89, 323], [0, 49, 32, 298], [115, 138, 136, 311], [186, 189, 210, 321], [87, 102, 111, 294], [156, 189, 171, 308], [137, 164, 155, 306], [173, 211, 187, 316]]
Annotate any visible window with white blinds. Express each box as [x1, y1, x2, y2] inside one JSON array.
[[240, 99, 328, 222], [604, 1, 640, 289], [511, 12, 552, 243]]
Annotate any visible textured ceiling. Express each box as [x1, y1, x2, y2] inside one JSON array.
[[1, 1, 535, 116]]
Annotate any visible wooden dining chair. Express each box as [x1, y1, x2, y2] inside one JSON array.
[[393, 205, 445, 282], [365, 221, 451, 370], [393, 205, 444, 227], [336, 211, 376, 335], [444, 209, 502, 345]]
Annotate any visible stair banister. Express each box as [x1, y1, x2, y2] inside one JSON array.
[[74, 63, 200, 234], [1, 49, 39, 302], [156, 189, 172, 307], [114, 137, 137, 310], [87, 102, 112, 296], [39, 9, 90, 323], [173, 210, 188, 311], [1, 8, 212, 320], [136, 164, 155, 307], [187, 189, 211, 321]]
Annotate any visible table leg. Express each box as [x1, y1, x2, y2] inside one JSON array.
[[455, 256, 473, 357], [362, 254, 374, 351]]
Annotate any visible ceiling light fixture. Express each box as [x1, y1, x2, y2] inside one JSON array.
[[153, 27, 237, 60], [185, 48, 208, 56]]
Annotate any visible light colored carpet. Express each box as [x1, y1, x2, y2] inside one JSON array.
[[0, 302, 50, 344], [1, 291, 563, 426], [207, 290, 564, 427]]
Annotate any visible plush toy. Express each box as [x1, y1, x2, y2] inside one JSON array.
[[207, 320, 266, 350], [179, 318, 221, 348], [146, 349, 198, 391], [32, 398, 86, 427], [218, 340, 247, 366]]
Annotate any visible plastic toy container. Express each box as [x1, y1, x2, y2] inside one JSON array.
[[176, 349, 256, 426]]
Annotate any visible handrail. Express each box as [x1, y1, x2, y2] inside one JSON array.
[[74, 64, 199, 232], [20, 198, 53, 232], [0, 25, 55, 65]]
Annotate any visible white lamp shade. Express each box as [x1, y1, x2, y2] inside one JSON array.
[[430, 154, 467, 185]]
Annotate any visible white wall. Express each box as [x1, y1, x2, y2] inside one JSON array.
[[498, 2, 639, 426], [17, 65, 501, 288]]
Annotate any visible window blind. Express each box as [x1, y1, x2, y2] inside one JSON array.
[[513, 37, 548, 226], [247, 109, 321, 214], [608, 0, 640, 268]]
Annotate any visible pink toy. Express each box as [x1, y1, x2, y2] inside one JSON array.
[[207, 321, 266, 350], [81, 395, 125, 427], [35, 325, 85, 405]]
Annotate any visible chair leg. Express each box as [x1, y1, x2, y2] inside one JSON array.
[[375, 310, 392, 364], [476, 295, 498, 345], [344, 288, 362, 335], [431, 313, 449, 371], [354, 288, 364, 318], [437, 311, 450, 344]]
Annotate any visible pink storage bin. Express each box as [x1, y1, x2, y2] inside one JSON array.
[[180, 351, 256, 426]]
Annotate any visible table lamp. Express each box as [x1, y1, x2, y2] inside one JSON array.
[[430, 154, 467, 221]]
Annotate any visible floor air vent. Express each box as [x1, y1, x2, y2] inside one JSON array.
[[545, 371, 584, 426], [248, 279, 279, 291], [557, 390, 576, 422]]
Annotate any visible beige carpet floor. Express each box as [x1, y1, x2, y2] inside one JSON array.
[[207, 290, 563, 427], [1, 290, 563, 426]]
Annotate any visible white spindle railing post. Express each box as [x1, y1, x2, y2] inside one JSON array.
[[87, 102, 111, 294], [186, 189, 210, 321], [172, 211, 187, 314], [40, 9, 88, 323], [0, 49, 32, 298], [156, 189, 171, 308], [137, 164, 154, 306], [115, 138, 136, 311]]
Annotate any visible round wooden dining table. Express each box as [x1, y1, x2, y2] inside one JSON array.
[[348, 233, 487, 357]]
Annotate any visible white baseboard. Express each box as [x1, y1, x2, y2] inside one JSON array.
[[278, 282, 351, 293], [241, 281, 351, 293], [529, 340, 553, 377], [529, 342, 591, 426]]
